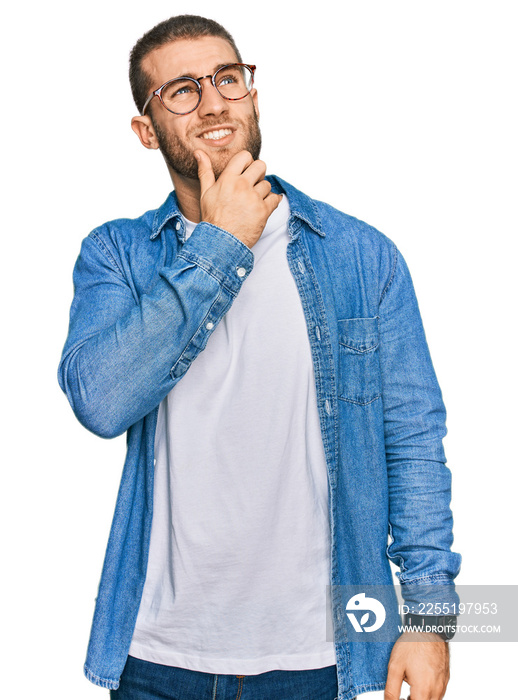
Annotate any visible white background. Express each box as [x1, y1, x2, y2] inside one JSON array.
[[2, 1, 517, 698]]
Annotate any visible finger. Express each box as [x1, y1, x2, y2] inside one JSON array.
[[405, 683, 436, 700], [195, 150, 215, 194], [263, 192, 283, 218], [220, 149, 255, 176], [241, 158, 267, 185], [253, 179, 272, 199], [384, 664, 404, 700]]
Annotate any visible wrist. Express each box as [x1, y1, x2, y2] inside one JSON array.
[[404, 613, 457, 641]]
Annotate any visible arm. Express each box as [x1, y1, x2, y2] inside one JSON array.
[[379, 245, 461, 587], [58, 150, 281, 439], [378, 246, 461, 699], [58, 222, 254, 438]]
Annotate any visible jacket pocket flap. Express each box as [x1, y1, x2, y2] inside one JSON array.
[[338, 317, 379, 353]]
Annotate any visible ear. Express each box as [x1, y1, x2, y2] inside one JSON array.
[[251, 88, 260, 121], [131, 115, 160, 150]]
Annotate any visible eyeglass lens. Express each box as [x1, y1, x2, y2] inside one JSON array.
[[161, 64, 253, 115]]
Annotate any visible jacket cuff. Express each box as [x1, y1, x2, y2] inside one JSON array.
[[399, 576, 460, 614], [176, 222, 254, 296]]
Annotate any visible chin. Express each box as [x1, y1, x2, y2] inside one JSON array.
[[209, 150, 237, 179]]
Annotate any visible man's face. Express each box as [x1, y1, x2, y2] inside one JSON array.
[[142, 36, 261, 180]]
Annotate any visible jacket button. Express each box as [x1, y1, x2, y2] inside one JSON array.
[[237, 267, 247, 278]]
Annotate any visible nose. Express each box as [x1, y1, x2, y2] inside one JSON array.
[[197, 76, 228, 118]]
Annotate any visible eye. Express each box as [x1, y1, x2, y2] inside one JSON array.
[[218, 74, 237, 87], [162, 79, 199, 103], [172, 84, 197, 97]]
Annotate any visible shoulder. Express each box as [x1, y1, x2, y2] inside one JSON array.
[[270, 174, 395, 249], [270, 175, 398, 288], [77, 192, 178, 273], [88, 206, 157, 252], [317, 198, 394, 250]]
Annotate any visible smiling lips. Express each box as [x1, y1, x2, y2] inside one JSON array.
[[200, 128, 234, 141]]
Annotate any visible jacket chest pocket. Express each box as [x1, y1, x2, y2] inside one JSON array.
[[337, 317, 381, 405]]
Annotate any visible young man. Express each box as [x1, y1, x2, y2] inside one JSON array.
[[58, 15, 461, 700]]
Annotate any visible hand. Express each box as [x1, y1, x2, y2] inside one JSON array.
[[384, 632, 450, 700], [194, 149, 282, 248]]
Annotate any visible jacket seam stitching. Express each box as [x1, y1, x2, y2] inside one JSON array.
[[89, 231, 125, 277], [339, 341, 379, 354], [197, 221, 250, 246], [177, 251, 240, 297], [84, 664, 118, 688], [170, 289, 225, 376], [338, 394, 381, 406], [400, 574, 455, 584], [379, 242, 398, 305]]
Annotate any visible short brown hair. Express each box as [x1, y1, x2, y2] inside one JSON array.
[[129, 15, 243, 114]]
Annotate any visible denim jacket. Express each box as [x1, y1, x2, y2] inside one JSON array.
[[58, 176, 461, 700]]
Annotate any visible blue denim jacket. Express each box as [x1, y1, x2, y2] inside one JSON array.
[[58, 176, 461, 700]]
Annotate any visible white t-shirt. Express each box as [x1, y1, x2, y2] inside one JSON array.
[[129, 195, 336, 674]]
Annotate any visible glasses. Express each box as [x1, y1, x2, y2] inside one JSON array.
[[141, 63, 256, 116]]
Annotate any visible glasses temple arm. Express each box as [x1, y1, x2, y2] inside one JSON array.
[[141, 91, 156, 116]]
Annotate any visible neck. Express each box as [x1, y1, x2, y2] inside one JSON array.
[[168, 166, 202, 223]]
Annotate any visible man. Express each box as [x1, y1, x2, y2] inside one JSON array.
[[58, 14, 461, 700]]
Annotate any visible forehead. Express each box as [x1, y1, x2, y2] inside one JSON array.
[[143, 36, 239, 89]]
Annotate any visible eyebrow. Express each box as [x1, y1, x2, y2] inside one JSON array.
[[172, 63, 234, 81]]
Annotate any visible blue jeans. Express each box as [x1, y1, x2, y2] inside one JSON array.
[[110, 656, 340, 700]]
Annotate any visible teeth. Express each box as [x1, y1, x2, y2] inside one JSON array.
[[201, 129, 232, 140]]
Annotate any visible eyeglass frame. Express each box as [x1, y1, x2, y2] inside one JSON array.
[[140, 63, 257, 117]]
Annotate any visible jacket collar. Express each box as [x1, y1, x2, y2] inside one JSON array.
[[150, 192, 182, 240], [150, 174, 325, 240], [268, 175, 325, 237]]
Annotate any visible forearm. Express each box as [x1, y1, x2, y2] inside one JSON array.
[[386, 456, 460, 591], [58, 222, 253, 438]]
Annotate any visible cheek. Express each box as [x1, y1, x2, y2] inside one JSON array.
[[184, 118, 202, 141], [156, 114, 190, 143]]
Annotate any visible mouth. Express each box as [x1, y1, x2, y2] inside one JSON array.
[[196, 126, 235, 146]]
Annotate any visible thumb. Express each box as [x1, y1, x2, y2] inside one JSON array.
[[194, 150, 215, 194]]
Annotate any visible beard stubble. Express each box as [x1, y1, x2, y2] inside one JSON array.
[[153, 110, 262, 181]]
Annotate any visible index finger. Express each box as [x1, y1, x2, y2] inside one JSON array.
[[240, 158, 267, 186], [219, 150, 255, 177]]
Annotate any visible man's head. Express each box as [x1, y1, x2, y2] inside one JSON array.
[[129, 15, 243, 116], [130, 15, 261, 183]]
